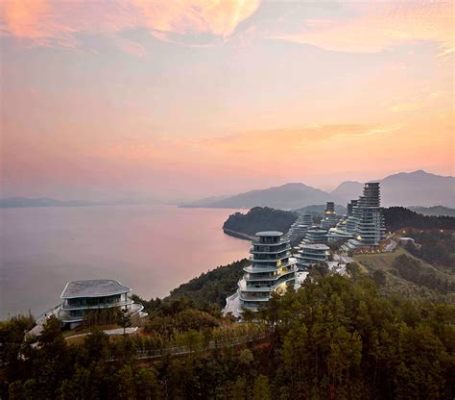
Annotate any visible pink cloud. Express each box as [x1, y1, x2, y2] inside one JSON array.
[[272, 2, 454, 54], [1, 0, 261, 49]]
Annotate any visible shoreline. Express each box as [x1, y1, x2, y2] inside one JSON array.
[[223, 228, 257, 241]]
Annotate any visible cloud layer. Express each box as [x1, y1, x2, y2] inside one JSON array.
[[1, 0, 260, 47], [272, 1, 454, 54]]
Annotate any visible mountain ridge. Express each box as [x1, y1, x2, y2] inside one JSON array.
[[182, 170, 455, 209]]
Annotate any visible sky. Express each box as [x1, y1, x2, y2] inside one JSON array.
[[1, 0, 454, 202]]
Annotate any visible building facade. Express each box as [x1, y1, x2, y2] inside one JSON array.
[[288, 213, 313, 243], [295, 243, 330, 270], [238, 231, 298, 312], [57, 279, 144, 329], [321, 202, 338, 229]]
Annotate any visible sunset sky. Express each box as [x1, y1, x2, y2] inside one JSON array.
[[1, 0, 454, 201]]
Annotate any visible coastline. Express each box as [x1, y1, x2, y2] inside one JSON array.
[[223, 228, 256, 241]]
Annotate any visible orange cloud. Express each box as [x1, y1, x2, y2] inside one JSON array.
[[132, 0, 260, 38], [2, 0, 50, 38], [1, 0, 260, 47], [272, 2, 454, 54]]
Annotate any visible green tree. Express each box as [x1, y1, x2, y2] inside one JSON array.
[[8, 380, 25, 400], [117, 364, 136, 400], [253, 375, 271, 400], [231, 377, 246, 400]]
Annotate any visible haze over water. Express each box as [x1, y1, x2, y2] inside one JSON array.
[[0, 205, 250, 319]]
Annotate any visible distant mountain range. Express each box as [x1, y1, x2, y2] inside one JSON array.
[[0, 197, 104, 208], [181, 170, 455, 209], [0, 197, 162, 208], [181, 183, 335, 210], [332, 170, 455, 208]]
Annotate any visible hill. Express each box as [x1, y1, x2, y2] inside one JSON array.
[[164, 259, 249, 309], [409, 205, 455, 217], [332, 170, 455, 207], [182, 170, 454, 210], [330, 181, 363, 202], [181, 182, 338, 210], [223, 207, 297, 239], [3, 273, 454, 399], [220, 206, 455, 242], [354, 247, 455, 302], [383, 207, 455, 231]]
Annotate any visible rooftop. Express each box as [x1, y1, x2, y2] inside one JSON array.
[[256, 231, 283, 237], [60, 279, 131, 299]]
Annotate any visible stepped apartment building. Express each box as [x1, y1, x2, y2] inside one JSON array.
[[340, 182, 385, 251], [295, 243, 330, 270], [288, 213, 313, 243], [238, 231, 298, 311]]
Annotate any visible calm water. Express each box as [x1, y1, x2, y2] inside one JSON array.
[[0, 205, 250, 319]]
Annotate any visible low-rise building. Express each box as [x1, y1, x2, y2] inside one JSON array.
[[295, 243, 330, 270], [56, 279, 145, 329]]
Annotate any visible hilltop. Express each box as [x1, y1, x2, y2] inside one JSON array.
[[409, 205, 455, 217], [181, 170, 455, 209]]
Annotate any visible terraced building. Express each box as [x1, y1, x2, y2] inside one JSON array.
[[238, 231, 298, 311]]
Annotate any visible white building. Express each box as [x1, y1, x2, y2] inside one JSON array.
[[237, 231, 298, 312], [288, 213, 313, 242], [303, 227, 328, 244], [56, 280, 145, 329], [295, 243, 330, 270]]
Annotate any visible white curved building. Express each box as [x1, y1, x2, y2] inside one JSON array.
[[56, 279, 144, 329], [304, 227, 328, 244], [295, 243, 330, 270], [238, 231, 298, 312], [288, 213, 313, 242]]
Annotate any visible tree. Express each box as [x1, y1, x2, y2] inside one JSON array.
[[231, 377, 246, 400], [253, 375, 271, 400], [118, 308, 132, 335], [136, 368, 160, 400], [8, 381, 25, 400], [117, 365, 136, 400], [372, 270, 386, 287]]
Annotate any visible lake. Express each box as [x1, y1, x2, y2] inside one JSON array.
[[0, 205, 250, 319]]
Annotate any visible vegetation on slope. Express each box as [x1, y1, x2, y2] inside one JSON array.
[[405, 231, 455, 270], [222, 206, 455, 242], [134, 259, 249, 312], [354, 246, 455, 303], [409, 206, 455, 217], [223, 207, 297, 237], [383, 207, 455, 231], [2, 274, 454, 399]]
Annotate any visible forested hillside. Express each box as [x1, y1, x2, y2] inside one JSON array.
[[223, 207, 297, 237], [1, 274, 454, 399], [383, 207, 455, 231], [135, 259, 249, 311], [223, 206, 455, 241]]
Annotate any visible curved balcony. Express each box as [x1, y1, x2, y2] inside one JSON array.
[[238, 271, 297, 293], [250, 245, 291, 255], [249, 256, 290, 265], [245, 268, 296, 283], [238, 291, 270, 302], [61, 299, 134, 311]]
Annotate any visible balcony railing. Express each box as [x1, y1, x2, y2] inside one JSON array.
[[61, 299, 133, 311]]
